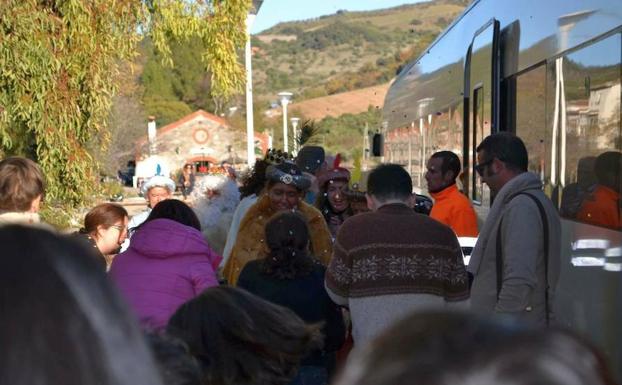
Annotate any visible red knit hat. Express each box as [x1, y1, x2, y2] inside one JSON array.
[[317, 154, 350, 188]]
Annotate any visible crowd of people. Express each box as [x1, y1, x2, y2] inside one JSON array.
[[0, 133, 618, 385]]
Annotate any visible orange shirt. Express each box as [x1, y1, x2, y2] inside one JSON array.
[[576, 185, 621, 230], [430, 184, 479, 237]]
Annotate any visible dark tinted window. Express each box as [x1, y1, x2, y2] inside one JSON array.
[[557, 33, 621, 230]]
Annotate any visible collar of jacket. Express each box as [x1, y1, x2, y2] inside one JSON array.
[[0, 211, 40, 225], [430, 183, 458, 201], [376, 202, 412, 214]]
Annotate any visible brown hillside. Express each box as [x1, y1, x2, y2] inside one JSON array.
[[256, 34, 297, 43], [289, 83, 390, 120]]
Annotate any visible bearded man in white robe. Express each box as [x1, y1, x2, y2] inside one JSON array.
[[192, 173, 240, 256]]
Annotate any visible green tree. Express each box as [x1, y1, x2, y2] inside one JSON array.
[[317, 106, 382, 160], [141, 37, 228, 124], [0, 0, 250, 208]]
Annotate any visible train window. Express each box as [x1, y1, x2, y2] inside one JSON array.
[[556, 33, 621, 231], [514, 65, 548, 184], [472, 87, 485, 203]]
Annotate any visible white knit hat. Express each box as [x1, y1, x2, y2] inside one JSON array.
[[140, 175, 176, 196]]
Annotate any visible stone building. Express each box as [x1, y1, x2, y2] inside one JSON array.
[[134, 110, 257, 185]]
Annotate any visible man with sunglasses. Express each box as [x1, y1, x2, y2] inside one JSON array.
[[468, 133, 561, 326]]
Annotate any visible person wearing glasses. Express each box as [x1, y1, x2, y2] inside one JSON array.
[[425, 151, 478, 237], [120, 174, 177, 253], [110, 199, 220, 329], [468, 133, 561, 326], [75, 203, 129, 270]]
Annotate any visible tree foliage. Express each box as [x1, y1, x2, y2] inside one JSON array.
[[317, 106, 382, 160], [0, 0, 250, 207], [141, 37, 224, 126]]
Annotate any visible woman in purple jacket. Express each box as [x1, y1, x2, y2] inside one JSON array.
[[110, 199, 221, 329]]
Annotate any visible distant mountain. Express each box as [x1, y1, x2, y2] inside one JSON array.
[[129, 0, 470, 161], [251, 0, 469, 103]]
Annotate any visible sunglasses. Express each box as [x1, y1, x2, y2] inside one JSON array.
[[474, 159, 494, 176]]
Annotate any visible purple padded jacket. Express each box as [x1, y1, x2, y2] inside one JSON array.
[[110, 218, 221, 329]]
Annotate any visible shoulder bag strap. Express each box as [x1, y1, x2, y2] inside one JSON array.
[[495, 192, 550, 325], [495, 216, 504, 298]]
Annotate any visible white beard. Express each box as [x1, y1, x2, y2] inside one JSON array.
[[194, 197, 229, 229], [192, 177, 240, 230]]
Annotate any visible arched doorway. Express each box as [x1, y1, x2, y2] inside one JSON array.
[[186, 156, 218, 175]]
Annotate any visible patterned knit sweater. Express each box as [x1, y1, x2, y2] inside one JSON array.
[[325, 203, 469, 345]]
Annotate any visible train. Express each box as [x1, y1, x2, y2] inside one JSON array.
[[380, 0, 621, 380]]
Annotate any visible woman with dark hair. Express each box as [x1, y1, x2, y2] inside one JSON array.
[[239, 158, 270, 200], [0, 225, 164, 385], [75, 202, 129, 270], [110, 199, 220, 329], [314, 155, 352, 240], [146, 332, 202, 385], [237, 212, 345, 385], [178, 163, 196, 200], [335, 311, 616, 385], [168, 286, 322, 385]]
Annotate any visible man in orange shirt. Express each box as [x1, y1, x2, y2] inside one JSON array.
[[576, 151, 622, 230], [425, 151, 478, 237]]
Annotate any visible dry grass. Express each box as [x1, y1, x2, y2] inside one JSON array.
[[255, 34, 297, 43], [261, 2, 465, 34], [252, 1, 468, 102], [289, 83, 391, 120]]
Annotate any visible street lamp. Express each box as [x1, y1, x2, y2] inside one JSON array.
[[278, 91, 293, 153], [244, 0, 264, 168], [290, 117, 300, 155]]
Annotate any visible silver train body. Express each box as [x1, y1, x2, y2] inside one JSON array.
[[382, 0, 621, 379]]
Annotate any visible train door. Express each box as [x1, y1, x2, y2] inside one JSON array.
[[464, 19, 500, 211]]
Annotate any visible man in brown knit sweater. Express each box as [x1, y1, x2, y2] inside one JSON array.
[[325, 164, 469, 347]]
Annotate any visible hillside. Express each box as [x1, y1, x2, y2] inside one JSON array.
[[251, 0, 468, 103], [128, 0, 469, 161], [289, 83, 390, 120]]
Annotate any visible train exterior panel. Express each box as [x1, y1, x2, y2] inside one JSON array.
[[382, 0, 621, 380]]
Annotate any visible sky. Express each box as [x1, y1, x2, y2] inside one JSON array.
[[251, 0, 426, 34]]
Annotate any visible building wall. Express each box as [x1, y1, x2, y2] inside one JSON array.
[[135, 111, 246, 179]]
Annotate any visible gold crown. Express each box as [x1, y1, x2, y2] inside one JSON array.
[[264, 148, 292, 165]]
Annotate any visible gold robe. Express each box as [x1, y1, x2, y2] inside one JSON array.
[[223, 194, 333, 285]]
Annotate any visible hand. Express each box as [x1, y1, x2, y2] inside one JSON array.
[[329, 216, 343, 226]]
